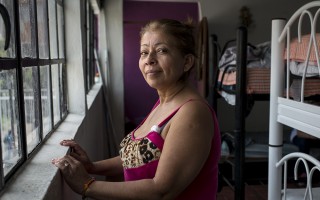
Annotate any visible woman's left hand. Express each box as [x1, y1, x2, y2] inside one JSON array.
[[52, 155, 92, 194]]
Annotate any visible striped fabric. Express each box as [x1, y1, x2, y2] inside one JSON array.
[[285, 33, 320, 63], [290, 78, 320, 99], [247, 68, 270, 94], [284, 33, 320, 99], [216, 34, 320, 99], [218, 68, 270, 94]]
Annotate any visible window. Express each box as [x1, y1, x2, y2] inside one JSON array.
[[85, 0, 99, 93], [0, 0, 67, 189]]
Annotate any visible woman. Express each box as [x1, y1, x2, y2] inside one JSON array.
[[52, 18, 221, 200]]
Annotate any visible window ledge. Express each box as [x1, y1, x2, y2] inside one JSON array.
[[0, 113, 84, 200], [0, 83, 104, 200]]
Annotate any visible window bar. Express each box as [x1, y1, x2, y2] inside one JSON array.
[[34, 0, 44, 142], [46, 0, 54, 131], [0, 1, 10, 188], [13, 0, 28, 172], [55, 1, 62, 123]]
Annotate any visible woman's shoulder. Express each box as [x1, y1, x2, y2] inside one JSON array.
[[176, 98, 213, 118], [167, 98, 215, 138], [180, 97, 211, 109]]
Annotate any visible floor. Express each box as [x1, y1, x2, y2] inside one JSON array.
[[216, 173, 320, 200], [217, 158, 269, 200], [217, 182, 268, 200], [216, 156, 314, 200], [217, 132, 320, 200]]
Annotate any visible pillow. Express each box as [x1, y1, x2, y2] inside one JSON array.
[[285, 33, 320, 63]]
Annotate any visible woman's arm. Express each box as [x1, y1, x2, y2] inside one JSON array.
[[89, 156, 124, 177], [59, 140, 123, 177]]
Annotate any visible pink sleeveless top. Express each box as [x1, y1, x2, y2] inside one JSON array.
[[119, 99, 221, 199]]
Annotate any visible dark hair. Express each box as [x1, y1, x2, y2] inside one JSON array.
[[140, 18, 197, 81]]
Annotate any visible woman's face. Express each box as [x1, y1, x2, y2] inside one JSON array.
[[139, 30, 190, 90]]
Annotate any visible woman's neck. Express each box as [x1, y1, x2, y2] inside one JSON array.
[[158, 83, 187, 104]]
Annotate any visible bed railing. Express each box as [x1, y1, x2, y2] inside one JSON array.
[[276, 152, 320, 200], [279, 2, 320, 102], [269, 1, 320, 200]]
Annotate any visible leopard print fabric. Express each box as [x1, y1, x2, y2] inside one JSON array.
[[119, 133, 162, 169]]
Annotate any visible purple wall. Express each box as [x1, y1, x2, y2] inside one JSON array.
[[124, 1, 199, 126]]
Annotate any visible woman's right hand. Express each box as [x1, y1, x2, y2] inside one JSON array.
[[60, 139, 94, 173]]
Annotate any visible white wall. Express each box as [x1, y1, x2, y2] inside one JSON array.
[[102, 0, 125, 146], [200, 0, 312, 45]]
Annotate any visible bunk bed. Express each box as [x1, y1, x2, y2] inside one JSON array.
[[213, 13, 320, 200], [269, 1, 320, 200], [213, 27, 276, 200]]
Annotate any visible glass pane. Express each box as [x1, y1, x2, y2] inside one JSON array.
[[57, 4, 64, 58], [0, 69, 22, 176], [48, 0, 58, 59], [37, 0, 49, 59], [60, 64, 67, 117], [0, 0, 16, 58], [19, 0, 37, 58], [39, 65, 52, 137], [51, 64, 60, 125], [23, 67, 40, 154]]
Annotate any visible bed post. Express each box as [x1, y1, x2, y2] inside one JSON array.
[[268, 18, 286, 200], [210, 34, 218, 112], [235, 26, 247, 200]]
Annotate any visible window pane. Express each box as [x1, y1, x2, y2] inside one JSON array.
[[0, 69, 22, 176], [19, 0, 37, 58], [0, 0, 16, 58], [48, 0, 58, 59], [60, 64, 67, 116], [23, 67, 40, 154], [0, 0, 67, 188], [57, 4, 64, 58], [37, 0, 49, 59], [51, 64, 60, 125], [39, 65, 52, 137]]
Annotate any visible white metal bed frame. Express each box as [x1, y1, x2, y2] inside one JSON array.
[[269, 1, 320, 200]]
